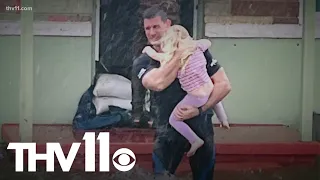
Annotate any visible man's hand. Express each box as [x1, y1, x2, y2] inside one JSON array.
[[174, 105, 199, 120]]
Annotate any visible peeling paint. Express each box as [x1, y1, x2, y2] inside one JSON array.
[[47, 15, 92, 22], [0, 21, 92, 36]]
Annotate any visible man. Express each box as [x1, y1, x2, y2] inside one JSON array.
[[132, 5, 231, 179]]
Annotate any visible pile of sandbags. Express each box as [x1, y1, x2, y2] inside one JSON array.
[[93, 73, 132, 115]]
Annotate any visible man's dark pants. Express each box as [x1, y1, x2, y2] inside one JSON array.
[[152, 109, 216, 180]]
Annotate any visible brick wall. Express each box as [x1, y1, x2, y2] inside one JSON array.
[[204, 0, 300, 25]]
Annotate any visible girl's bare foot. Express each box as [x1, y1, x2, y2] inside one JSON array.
[[148, 120, 153, 127], [220, 120, 230, 130], [134, 119, 140, 123], [187, 139, 204, 157]]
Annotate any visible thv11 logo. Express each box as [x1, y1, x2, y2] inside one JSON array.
[[7, 132, 136, 172]]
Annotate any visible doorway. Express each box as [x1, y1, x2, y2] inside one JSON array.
[[95, 0, 194, 80]]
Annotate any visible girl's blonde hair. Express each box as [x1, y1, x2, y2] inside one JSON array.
[[157, 25, 197, 71]]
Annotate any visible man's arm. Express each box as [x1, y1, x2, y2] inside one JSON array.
[[131, 61, 147, 121], [200, 50, 231, 112], [201, 67, 231, 112], [141, 50, 182, 91]]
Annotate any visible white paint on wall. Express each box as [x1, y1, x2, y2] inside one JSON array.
[[0, 20, 92, 36], [205, 22, 320, 38], [205, 23, 303, 38]]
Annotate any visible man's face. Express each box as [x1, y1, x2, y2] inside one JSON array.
[[143, 16, 171, 45]]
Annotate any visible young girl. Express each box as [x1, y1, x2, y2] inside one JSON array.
[[142, 25, 229, 157]]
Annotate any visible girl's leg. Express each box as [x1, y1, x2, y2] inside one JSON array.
[[213, 102, 230, 129], [169, 94, 209, 157]]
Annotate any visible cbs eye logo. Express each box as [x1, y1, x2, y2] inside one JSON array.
[[112, 148, 136, 171]]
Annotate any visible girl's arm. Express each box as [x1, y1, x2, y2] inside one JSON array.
[[195, 39, 212, 52], [213, 102, 228, 122], [142, 46, 166, 62], [211, 79, 228, 123], [149, 52, 167, 62]]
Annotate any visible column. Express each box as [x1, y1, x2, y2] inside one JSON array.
[[19, 0, 34, 142], [301, 0, 316, 141]]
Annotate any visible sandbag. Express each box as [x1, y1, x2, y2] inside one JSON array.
[[93, 73, 132, 99], [72, 85, 133, 130], [93, 96, 132, 115]]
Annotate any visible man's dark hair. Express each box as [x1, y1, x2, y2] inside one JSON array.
[[142, 5, 168, 22]]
